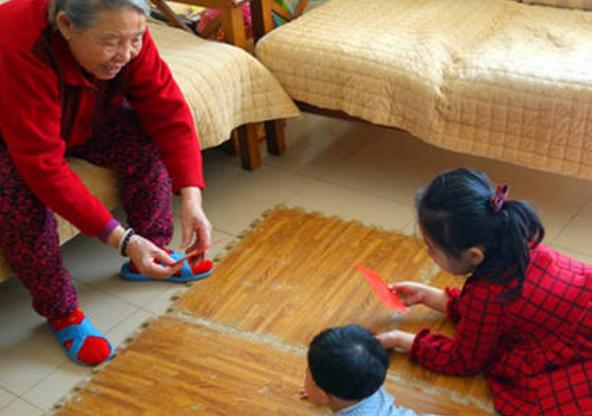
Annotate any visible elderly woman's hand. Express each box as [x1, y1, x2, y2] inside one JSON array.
[[125, 234, 184, 280], [179, 186, 212, 259], [107, 226, 184, 280]]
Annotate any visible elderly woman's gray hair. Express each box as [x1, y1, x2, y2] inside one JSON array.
[[48, 0, 150, 30]]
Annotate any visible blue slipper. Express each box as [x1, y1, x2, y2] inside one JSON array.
[[50, 317, 115, 366], [120, 250, 213, 283]]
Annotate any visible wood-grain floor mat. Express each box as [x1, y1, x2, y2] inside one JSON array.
[[55, 207, 494, 415]]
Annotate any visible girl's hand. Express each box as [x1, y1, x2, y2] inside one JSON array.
[[389, 282, 431, 306], [126, 234, 184, 279], [376, 330, 414, 352], [180, 187, 212, 260], [390, 282, 448, 313]]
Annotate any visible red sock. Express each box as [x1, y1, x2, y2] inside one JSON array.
[[49, 308, 112, 366]]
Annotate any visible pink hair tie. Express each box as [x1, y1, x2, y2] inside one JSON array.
[[491, 184, 509, 213]]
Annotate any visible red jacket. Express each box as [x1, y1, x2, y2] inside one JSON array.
[[0, 0, 204, 237], [411, 244, 592, 415]]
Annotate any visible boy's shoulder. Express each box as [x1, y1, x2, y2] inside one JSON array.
[[334, 388, 419, 416]]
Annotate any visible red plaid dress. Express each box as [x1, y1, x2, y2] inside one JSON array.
[[411, 244, 592, 416]]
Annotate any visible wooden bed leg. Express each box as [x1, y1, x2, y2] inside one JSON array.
[[220, 4, 247, 50], [238, 123, 261, 170], [228, 129, 240, 156], [265, 120, 286, 156]]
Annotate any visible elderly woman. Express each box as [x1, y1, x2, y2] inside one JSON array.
[[0, 0, 213, 366]]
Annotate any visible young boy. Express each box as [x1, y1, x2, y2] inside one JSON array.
[[302, 325, 421, 415]]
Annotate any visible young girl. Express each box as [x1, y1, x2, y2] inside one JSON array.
[[377, 168, 592, 416]]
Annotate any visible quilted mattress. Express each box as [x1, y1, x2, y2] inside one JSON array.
[[150, 21, 299, 148], [256, 0, 592, 179]]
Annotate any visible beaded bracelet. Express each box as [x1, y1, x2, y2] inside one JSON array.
[[118, 228, 136, 257]]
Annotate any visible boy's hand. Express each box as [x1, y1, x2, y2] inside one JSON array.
[[389, 282, 430, 306], [299, 388, 308, 400], [376, 330, 414, 352]]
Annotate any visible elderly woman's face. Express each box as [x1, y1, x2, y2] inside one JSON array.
[[57, 8, 146, 80]]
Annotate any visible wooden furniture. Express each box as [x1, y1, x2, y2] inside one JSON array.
[[153, 0, 261, 170], [165, 0, 305, 160], [250, 0, 307, 157]]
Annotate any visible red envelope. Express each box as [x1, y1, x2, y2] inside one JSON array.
[[173, 240, 223, 266], [355, 264, 409, 313]]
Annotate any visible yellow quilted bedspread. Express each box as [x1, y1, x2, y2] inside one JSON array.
[[151, 21, 299, 149], [256, 0, 592, 179]]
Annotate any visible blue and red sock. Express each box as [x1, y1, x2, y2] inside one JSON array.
[[49, 308, 112, 366]]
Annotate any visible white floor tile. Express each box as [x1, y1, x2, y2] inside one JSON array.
[[0, 326, 68, 396], [475, 159, 592, 243], [0, 279, 134, 396], [321, 128, 481, 205], [0, 278, 46, 347], [0, 278, 68, 395], [0, 399, 42, 416], [71, 280, 137, 333], [0, 388, 16, 411], [549, 245, 592, 264], [107, 308, 156, 349], [11, 309, 157, 413], [141, 285, 193, 316], [21, 362, 92, 413], [553, 195, 592, 257], [287, 180, 415, 231], [202, 147, 239, 178], [402, 219, 419, 237], [202, 165, 314, 234], [263, 114, 367, 179], [64, 237, 150, 306]]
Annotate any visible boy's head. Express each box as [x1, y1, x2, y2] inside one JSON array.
[[305, 325, 388, 408]]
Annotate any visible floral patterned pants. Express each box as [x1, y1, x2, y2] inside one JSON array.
[[0, 110, 173, 319]]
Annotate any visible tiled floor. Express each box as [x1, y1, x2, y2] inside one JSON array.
[[1, 114, 591, 415]]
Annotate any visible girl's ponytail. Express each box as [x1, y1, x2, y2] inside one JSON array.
[[495, 200, 544, 297]]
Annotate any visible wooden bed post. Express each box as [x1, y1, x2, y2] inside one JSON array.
[[220, 3, 247, 50], [151, 0, 194, 33], [264, 120, 286, 156], [251, 0, 276, 42], [251, 0, 288, 156], [237, 124, 261, 170]]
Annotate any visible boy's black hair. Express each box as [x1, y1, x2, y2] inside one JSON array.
[[307, 325, 388, 401], [416, 167, 545, 297]]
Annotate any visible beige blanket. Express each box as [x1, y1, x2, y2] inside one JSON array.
[[151, 21, 299, 148], [256, 0, 592, 179]]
